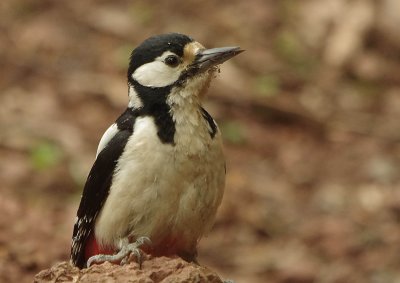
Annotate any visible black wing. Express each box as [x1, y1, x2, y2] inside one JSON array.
[[70, 129, 132, 268]]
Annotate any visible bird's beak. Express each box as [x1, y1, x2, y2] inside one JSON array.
[[191, 46, 244, 72]]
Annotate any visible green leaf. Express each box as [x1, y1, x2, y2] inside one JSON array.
[[220, 121, 246, 145], [30, 141, 63, 171], [113, 44, 134, 70], [254, 75, 280, 97]]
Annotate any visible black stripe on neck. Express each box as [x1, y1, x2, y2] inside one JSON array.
[[201, 107, 218, 138], [119, 81, 176, 145]]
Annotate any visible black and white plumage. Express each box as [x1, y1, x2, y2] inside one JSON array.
[[70, 33, 243, 268]]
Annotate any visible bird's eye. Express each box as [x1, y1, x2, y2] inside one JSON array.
[[164, 55, 180, 67]]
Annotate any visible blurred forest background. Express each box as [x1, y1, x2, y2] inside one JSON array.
[[1, 0, 400, 282]]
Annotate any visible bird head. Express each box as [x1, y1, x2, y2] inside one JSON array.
[[127, 33, 243, 108]]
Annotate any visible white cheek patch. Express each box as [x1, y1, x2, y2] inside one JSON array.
[[131, 51, 183, 87]]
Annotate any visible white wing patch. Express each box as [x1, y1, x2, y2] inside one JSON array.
[[96, 124, 119, 157]]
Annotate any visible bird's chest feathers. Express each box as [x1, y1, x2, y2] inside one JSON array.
[[167, 83, 214, 155], [95, 95, 224, 248], [173, 109, 212, 157]]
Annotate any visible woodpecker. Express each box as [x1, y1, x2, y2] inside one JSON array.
[[70, 33, 243, 269]]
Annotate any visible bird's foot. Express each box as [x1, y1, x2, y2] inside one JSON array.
[[87, 236, 152, 268]]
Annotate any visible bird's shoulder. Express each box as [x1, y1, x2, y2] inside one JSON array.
[[96, 109, 139, 155]]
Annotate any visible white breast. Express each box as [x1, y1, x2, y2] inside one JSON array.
[[94, 114, 225, 251]]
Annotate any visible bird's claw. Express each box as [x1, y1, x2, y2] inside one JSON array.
[[87, 236, 152, 268]]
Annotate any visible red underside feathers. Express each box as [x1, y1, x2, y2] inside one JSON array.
[[84, 232, 114, 263]]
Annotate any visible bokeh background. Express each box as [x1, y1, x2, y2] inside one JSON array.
[[1, 0, 400, 282]]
